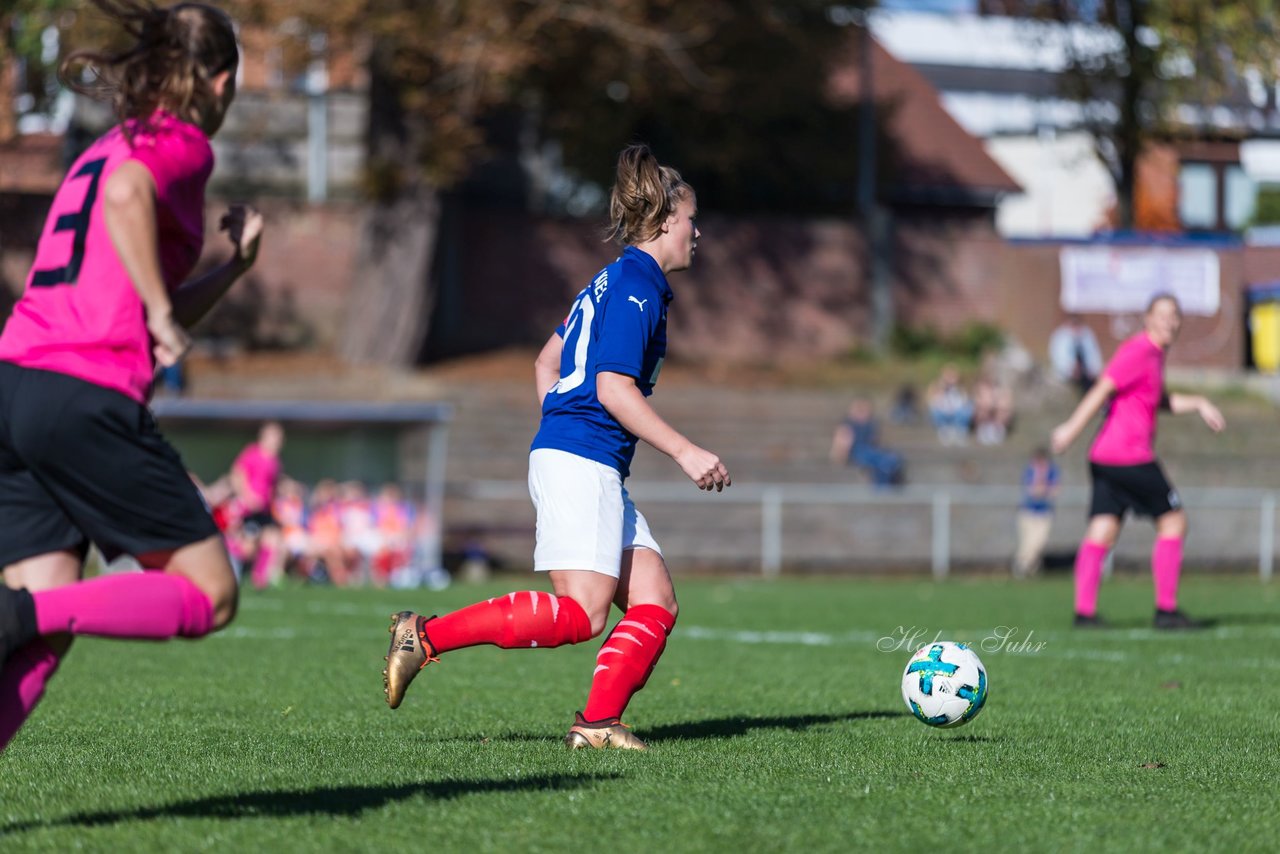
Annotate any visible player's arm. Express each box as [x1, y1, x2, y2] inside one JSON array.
[[102, 161, 188, 366], [170, 205, 264, 328], [226, 455, 255, 504], [1049, 374, 1116, 454], [1168, 392, 1226, 432], [596, 371, 730, 491], [534, 332, 563, 405]]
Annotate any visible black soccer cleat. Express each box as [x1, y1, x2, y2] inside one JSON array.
[[0, 586, 38, 663], [1153, 608, 1211, 630], [1073, 612, 1108, 629]]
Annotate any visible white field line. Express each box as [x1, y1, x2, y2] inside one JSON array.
[[215, 600, 1280, 670], [234, 596, 1280, 642]]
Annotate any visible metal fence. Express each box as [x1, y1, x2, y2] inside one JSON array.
[[456, 480, 1279, 580]]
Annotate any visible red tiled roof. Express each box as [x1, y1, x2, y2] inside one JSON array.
[[829, 34, 1022, 203]]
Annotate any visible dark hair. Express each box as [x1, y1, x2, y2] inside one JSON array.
[[606, 144, 693, 245], [59, 1, 238, 131]]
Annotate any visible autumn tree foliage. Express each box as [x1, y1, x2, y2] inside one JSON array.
[[1010, 0, 1280, 229]]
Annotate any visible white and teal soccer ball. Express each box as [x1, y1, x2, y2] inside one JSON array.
[[901, 641, 988, 728]]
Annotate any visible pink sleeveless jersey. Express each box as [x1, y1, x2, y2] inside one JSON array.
[[1089, 332, 1165, 466], [0, 112, 213, 402], [232, 443, 280, 513]]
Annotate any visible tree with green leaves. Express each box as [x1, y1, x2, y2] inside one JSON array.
[[1022, 0, 1280, 229], [1, 0, 76, 142], [219, 0, 869, 362]]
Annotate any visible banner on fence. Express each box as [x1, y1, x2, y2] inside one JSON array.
[[1059, 246, 1220, 316]]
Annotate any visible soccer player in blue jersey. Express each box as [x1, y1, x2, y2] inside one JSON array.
[[383, 144, 730, 749]]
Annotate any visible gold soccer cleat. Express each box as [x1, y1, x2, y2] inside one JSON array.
[[383, 611, 438, 709], [563, 712, 648, 750]]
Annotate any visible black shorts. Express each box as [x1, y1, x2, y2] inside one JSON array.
[[1088, 461, 1181, 520], [0, 362, 218, 566]]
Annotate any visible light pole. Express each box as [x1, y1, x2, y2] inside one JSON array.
[[853, 8, 892, 356]]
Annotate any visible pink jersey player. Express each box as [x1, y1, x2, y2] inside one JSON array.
[[232, 423, 285, 516], [0, 1, 263, 753], [0, 113, 212, 402], [1088, 332, 1165, 466], [1051, 294, 1226, 631]]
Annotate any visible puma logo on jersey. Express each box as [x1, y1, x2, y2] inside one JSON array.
[[628, 296, 648, 312]]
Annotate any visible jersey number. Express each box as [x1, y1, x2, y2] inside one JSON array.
[[31, 157, 107, 288], [553, 292, 595, 394]]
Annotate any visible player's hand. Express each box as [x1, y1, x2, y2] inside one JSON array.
[[221, 204, 264, 268], [1049, 423, 1073, 456], [147, 308, 192, 367], [1199, 401, 1226, 432], [676, 444, 731, 492]]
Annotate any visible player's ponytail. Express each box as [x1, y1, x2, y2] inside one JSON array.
[[59, 1, 238, 132], [606, 144, 692, 246]]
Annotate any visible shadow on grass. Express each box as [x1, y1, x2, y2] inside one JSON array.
[[1202, 612, 1280, 627], [0, 772, 620, 835], [443, 711, 905, 745], [644, 710, 904, 741], [1072, 614, 1228, 631]]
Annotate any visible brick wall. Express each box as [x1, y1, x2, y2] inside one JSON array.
[[6, 190, 1280, 369]]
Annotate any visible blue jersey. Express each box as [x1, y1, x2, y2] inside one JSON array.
[[1020, 460, 1060, 514], [531, 246, 673, 477]]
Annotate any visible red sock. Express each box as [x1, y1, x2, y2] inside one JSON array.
[[1152, 536, 1183, 612], [423, 591, 592, 654], [582, 604, 675, 722]]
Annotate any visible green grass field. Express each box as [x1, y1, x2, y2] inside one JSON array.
[[2, 575, 1278, 852]]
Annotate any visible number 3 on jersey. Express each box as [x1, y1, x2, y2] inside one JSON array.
[[31, 157, 107, 288], [552, 291, 596, 395]]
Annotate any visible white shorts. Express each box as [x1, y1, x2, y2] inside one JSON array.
[[528, 448, 662, 577]]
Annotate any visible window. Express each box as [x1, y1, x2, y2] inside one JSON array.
[[1225, 165, 1257, 230], [1178, 163, 1217, 229], [1178, 160, 1256, 232]]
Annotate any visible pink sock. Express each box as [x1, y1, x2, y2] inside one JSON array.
[[1074, 540, 1109, 617], [0, 639, 62, 751], [1152, 536, 1183, 612], [251, 545, 275, 589], [34, 572, 214, 640]]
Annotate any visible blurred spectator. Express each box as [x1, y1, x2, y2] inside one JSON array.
[[273, 478, 309, 573], [306, 479, 354, 585], [156, 362, 186, 397], [973, 376, 1015, 445], [371, 483, 414, 586], [1049, 315, 1103, 396], [830, 398, 905, 488], [927, 364, 974, 446], [890, 383, 921, 425], [1013, 447, 1059, 578], [206, 464, 440, 589], [340, 481, 379, 582]]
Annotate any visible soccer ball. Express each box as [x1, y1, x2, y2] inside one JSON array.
[[901, 641, 988, 728]]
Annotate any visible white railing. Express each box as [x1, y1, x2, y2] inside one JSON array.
[[456, 480, 1279, 580]]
